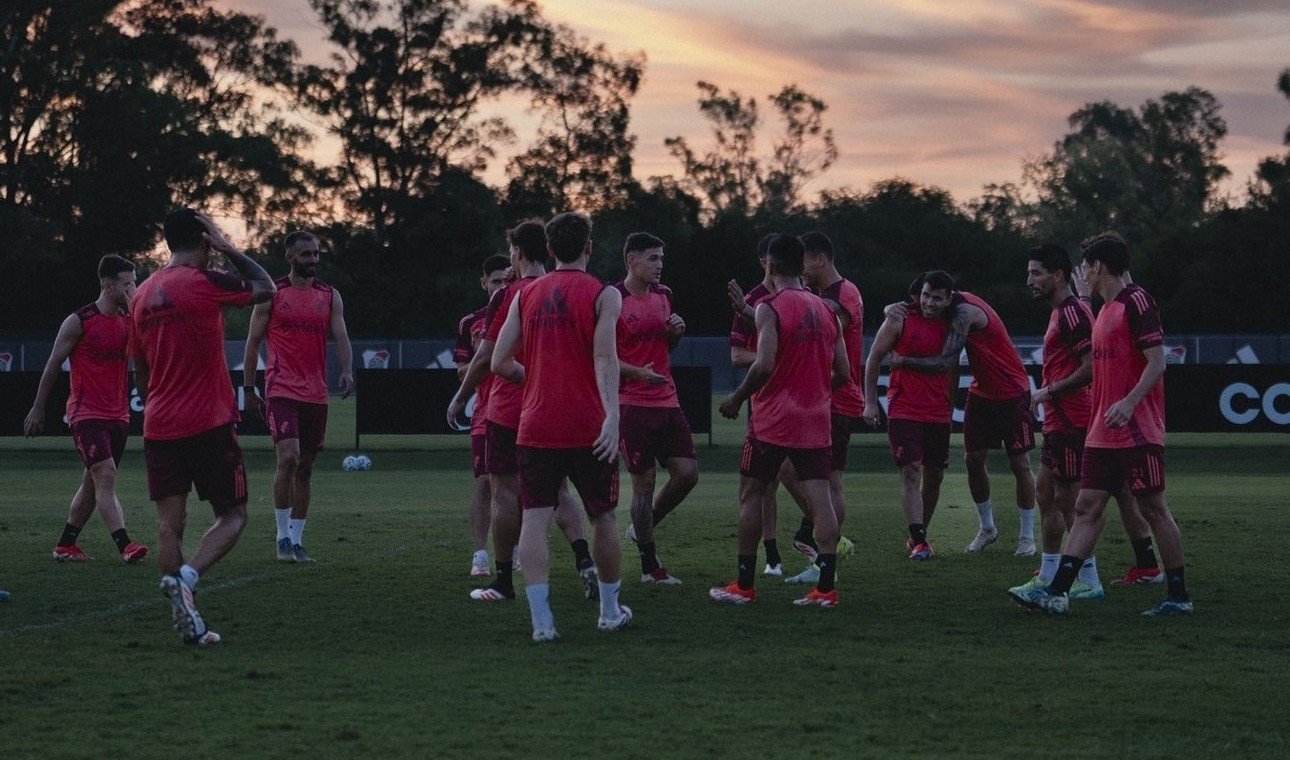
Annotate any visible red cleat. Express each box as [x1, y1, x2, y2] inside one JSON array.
[[121, 542, 150, 564], [793, 588, 839, 607], [53, 545, 90, 562], [908, 542, 934, 561], [709, 581, 756, 605], [1111, 566, 1164, 585]]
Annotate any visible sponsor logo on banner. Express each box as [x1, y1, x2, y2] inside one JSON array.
[[1226, 345, 1259, 365], [0, 353, 12, 371], [425, 349, 455, 369], [1219, 382, 1290, 426], [1165, 345, 1187, 364], [362, 349, 390, 369]]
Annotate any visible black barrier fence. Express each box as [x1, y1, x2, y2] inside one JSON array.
[[2, 365, 1285, 440], [354, 366, 714, 448]]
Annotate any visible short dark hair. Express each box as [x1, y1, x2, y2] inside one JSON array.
[[163, 207, 205, 252], [907, 273, 926, 300], [482, 254, 509, 276], [545, 212, 592, 264], [923, 270, 955, 294], [623, 231, 664, 258], [800, 231, 833, 260], [755, 234, 775, 260], [1081, 231, 1130, 276], [98, 254, 135, 280], [1029, 243, 1072, 278], [766, 233, 805, 277], [284, 230, 317, 250], [506, 220, 548, 264]]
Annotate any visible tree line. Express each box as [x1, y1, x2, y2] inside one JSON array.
[[3, 1, 1288, 338]]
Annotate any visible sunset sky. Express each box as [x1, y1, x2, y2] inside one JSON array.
[[223, 0, 1290, 203]]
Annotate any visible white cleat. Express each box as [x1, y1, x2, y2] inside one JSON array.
[[641, 568, 682, 585], [965, 527, 999, 554], [597, 604, 634, 632], [470, 549, 491, 577], [532, 627, 560, 643], [762, 563, 783, 576], [1014, 537, 1037, 557]]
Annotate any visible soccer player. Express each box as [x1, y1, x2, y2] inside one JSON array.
[[23, 255, 149, 564], [492, 212, 631, 641], [130, 209, 275, 645], [886, 281, 1037, 556], [710, 234, 849, 608], [448, 221, 597, 602], [243, 230, 355, 563], [615, 232, 697, 585], [1009, 232, 1192, 617], [863, 272, 954, 560], [453, 254, 511, 577]]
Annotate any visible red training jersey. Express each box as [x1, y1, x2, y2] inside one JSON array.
[[615, 282, 679, 408], [729, 282, 773, 351], [1041, 296, 1094, 432], [955, 291, 1030, 401], [1087, 285, 1166, 449], [128, 266, 253, 440], [749, 288, 838, 449], [821, 278, 864, 417], [485, 276, 540, 430], [455, 305, 493, 436], [516, 270, 608, 449], [265, 277, 333, 405], [888, 313, 952, 423], [67, 303, 131, 425]]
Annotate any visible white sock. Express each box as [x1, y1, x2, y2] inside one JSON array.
[[1040, 553, 1061, 584], [525, 583, 554, 631], [275, 509, 291, 541], [1017, 507, 1035, 540], [179, 564, 200, 589], [1079, 556, 1101, 587], [598, 580, 622, 620], [288, 518, 306, 546], [975, 499, 995, 531]]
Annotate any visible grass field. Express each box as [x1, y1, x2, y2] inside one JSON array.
[[1, 402, 1288, 759]]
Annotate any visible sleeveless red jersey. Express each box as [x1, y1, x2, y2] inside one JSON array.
[[128, 266, 253, 440], [615, 282, 678, 408], [888, 313, 952, 423], [265, 277, 333, 404], [955, 291, 1030, 400], [484, 276, 539, 430], [516, 270, 607, 449], [749, 288, 838, 449], [455, 305, 492, 435], [67, 303, 130, 425], [1087, 285, 1165, 449], [821, 278, 864, 417], [1041, 296, 1094, 432]]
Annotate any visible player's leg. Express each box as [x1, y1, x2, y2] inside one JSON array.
[[922, 422, 950, 530], [53, 469, 96, 561], [1007, 449, 1038, 556], [554, 483, 596, 595], [1111, 489, 1162, 585], [653, 456, 698, 528], [272, 436, 301, 562], [287, 451, 318, 561], [827, 412, 857, 552], [1010, 487, 1109, 615], [628, 465, 660, 572], [1129, 447, 1190, 613], [516, 504, 558, 641], [468, 433, 491, 576], [760, 478, 783, 574], [778, 460, 817, 560], [900, 462, 931, 559], [713, 438, 780, 603], [787, 449, 840, 607], [567, 449, 630, 629], [472, 422, 521, 600], [963, 449, 997, 553], [88, 457, 145, 563], [188, 425, 250, 578], [923, 464, 945, 527]]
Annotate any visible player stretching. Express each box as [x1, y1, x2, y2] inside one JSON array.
[[492, 212, 630, 641], [453, 254, 511, 577], [243, 231, 354, 563], [1009, 245, 1106, 598], [448, 221, 596, 601], [130, 209, 275, 645], [887, 283, 1037, 556], [863, 272, 954, 559], [615, 233, 698, 585], [1010, 232, 1192, 616], [24, 255, 148, 564], [711, 234, 849, 608]]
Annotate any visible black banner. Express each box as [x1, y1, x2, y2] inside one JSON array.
[[1162, 365, 1290, 433]]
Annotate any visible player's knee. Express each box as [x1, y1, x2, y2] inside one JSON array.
[[924, 467, 945, 487], [964, 450, 987, 470], [900, 463, 923, 486], [675, 462, 699, 491], [1007, 454, 1033, 476], [277, 451, 300, 472], [296, 457, 316, 479], [89, 459, 117, 486]]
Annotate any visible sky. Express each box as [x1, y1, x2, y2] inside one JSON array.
[[222, 0, 1290, 203]]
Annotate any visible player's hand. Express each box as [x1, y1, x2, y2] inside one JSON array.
[[1103, 398, 1135, 428], [727, 280, 745, 312], [447, 395, 468, 428], [666, 313, 686, 336], [639, 362, 667, 386], [592, 418, 619, 463], [1073, 263, 1093, 299], [883, 301, 910, 321], [503, 266, 515, 283], [862, 404, 881, 427], [1031, 387, 1051, 414], [196, 212, 238, 256], [338, 372, 355, 400], [22, 406, 44, 437], [245, 390, 266, 422], [719, 394, 741, 420]]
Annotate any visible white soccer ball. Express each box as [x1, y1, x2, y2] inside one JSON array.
[[342, 455, 360, 471], [356, 454, 373, 471]]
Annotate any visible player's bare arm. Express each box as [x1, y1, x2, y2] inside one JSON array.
[[330, 289, 355, 399], [447, 338, 494, 425], [1033, 352, 1092, 413], [242, 301, 272, 420], [1104, 344, 1166, 428], [490, 295, 525, 386], [830, 329, 850, 390], [592, 286, 623, 463], [822, 297, 852, 331], [720, 303, 777, 419], [133, 354, 149, 405], [862, 317, 902, 426], [727, 279, 754, 325], [620, 361, 667, 385], [730, 345, 757, 369], [23, 314, 83, 437], [666, 312, 686, 349], [892, 304, 978, 374], [197, 212, 275, 304], [882, 300, 910, 325]]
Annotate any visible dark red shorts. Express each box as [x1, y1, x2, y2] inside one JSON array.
[[830, 412, 859, 472], [887, 418, 951, 469], [484, 421, 518, 475], [740, 436, 832, 483], [517, 446, 619, 518], [1041, 428, 1086, 483], [619, 405, 697, 474], [266, 397, 328, 455], [71, 419, 128, 468], [143, 424, 247, 514], [963, 392, 1035, 455], [1081, 445, 1165, 496], [471, 434, 487, 478]]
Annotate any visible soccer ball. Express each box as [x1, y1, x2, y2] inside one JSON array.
[[356, 454, 373, 471], [342, 455, 360, 471]]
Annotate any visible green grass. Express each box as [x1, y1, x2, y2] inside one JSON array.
[[1, 402, 1288, 758]]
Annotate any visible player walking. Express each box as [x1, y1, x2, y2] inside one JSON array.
[[24, 255, 149, 564]]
